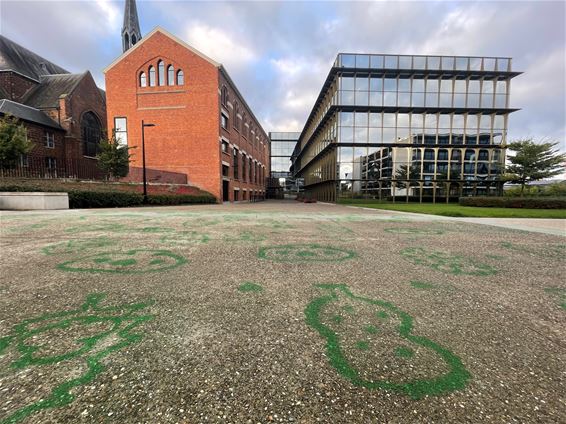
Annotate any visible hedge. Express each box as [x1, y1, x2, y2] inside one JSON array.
[[459, 197, 566, 209], [0, 185, 216, 208]]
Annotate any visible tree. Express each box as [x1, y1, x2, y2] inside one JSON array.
[[0, 114, 33, 170], [96, 132, 134, 180], [394, 165, 421, 189], [505, 139, 566, 195]]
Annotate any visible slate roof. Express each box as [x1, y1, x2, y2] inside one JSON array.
[[23, 73, 86, 108], [0, 35, 69, 81], [0, 99, 63, 129]]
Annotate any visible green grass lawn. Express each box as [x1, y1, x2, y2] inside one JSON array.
[[338, 199, 566, 218]]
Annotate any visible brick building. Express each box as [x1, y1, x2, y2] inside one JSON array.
[[104, 24, 269, 201], [0, 35, 107, 178]]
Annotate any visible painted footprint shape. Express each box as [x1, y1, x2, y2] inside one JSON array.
[[401, 247, 496, 276], [305, 284, 470, 399], [57, 249, 187, 274]]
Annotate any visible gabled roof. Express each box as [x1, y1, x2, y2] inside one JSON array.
[[0, 35, 69, 81], [23, 73, 86, 108], [104, 27, 220, 73], [0, 99, 63, 129]]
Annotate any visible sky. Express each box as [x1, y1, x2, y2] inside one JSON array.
[[0, 0, 564, 146]]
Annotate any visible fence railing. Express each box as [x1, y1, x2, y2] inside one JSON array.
[[1, 157, 104, 180]]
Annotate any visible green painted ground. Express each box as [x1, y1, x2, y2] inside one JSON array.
[[339, 200, 566, 218]]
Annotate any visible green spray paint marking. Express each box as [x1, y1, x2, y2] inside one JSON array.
[[0, 293, 154, 424], [401, 247, 497, 276], [409, 281, 435, 290], [41, 237, 116, 256], [65, 223, 128, 234], [183, 217, 221, 228], [364, 325, 379, 334], [500, 241, 566, 259], [160, 231, 210, 245], [395, 346, 415, 358], [544, 287, 566, 310], [384, 228, 445, 235], [304, 284, 470, 399], [223, 231, 267, 243], [258, 244, 356, 263], [237, 282, 263, 293], [57, 249, 187, 274], [140, 226, 175, 233], [356, 341, 370, 350]]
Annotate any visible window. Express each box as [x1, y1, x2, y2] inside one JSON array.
[[234, 190, 239, 201], [20, 154, 29, 167], [148, 66, 156, 86], [44, 131, 55, 148], [176, 70, 184, 85], [45, 157, 56, 170], [114, 117, 128, 146], [81, 112, 102, 157], [233, 148, 239, 180], [222, 164, 229, 177], [167, 65, 174, 86], [221, 113, 229, 130], [139, 71, 147, 87], [158, 60, 165, 86], [221, 140, 229, 152], [249, 157, 252, 183], [242, 155, 247, 182], [221, 86, 228, 106]]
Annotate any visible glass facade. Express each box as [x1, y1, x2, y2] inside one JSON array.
[[292, 54, 520, 202], [270, 132, 300, 178]]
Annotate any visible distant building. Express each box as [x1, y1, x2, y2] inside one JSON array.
[[292, 53, 521, 202], [268, 132, 300, 196], [0, 35, 107, 178], [105, 2, 269, 201]]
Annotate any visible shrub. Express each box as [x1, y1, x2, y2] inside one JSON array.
[[459, 197, 566, 209], [505, 182, 566, 198], [146, 194, 216, 205], [68, 190, 143, 208]]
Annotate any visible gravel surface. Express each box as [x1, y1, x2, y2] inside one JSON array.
[[0, 200, 565, 423]]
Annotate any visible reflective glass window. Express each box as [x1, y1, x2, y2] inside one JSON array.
[[356, 76, 369, 91], [426, 79, 439, 92], [441, 56, 454, 70], [478, 149, 489, 161], [438, 149, 449, 160], [339, 147, 353, 162], [370, 77, 382, 91], [355, 128, 368, 143], [411, 114, 423, 129], [454, 94, 466, 108], [355, 112, 368, 127], [340, 112, 354, 126], [451, 150, 462, 160], [470, 58, 482, 71], [383, 92, 396, 106], [467, 93, 480, 108], [340, 127, 354, 143], [440, 79, 452, 93], [496, 80, 507, 94], [368, 127, 382, 142], [467, 114, 478, 130], [482, 80, 494, 94], [383, 128, 396, 142], [341, 76, 355, 90], [439, 93, 452, 107], [494, 94, 507, 108], [397, 78, 410, 92], [158, 60, 165, 86], [397, 127, 410, 141], [356, 55, 370, 68], [384, 78, 397, 91], [355, 91, 369, 106], [494, 115, 505, 130], [413, 56, 426, 69], [369, 92, 382, 106], [480, 114, 492, 129], [370, 55, 384, 68], [424, 149, 435, 160], [341, 91, 355, 105], [453, 114, 464, 128], [424, 114, 437, 129], [413, 78, 424, 92], [483, 58, 496, 71], [384, 55, 398, 68], [383, 113, 396, 127], [454, 79, 466, 93], [456, 57, 468, 70], [399, 56, 412, 69], [468, 80, 480, 93], [438, 114, 450, 128], [369, 113, 382, 127], [428, 56, 440, 70], [398, 92, 411, 106], [412, 92, 425, 107], [341, 55, 355, 67], [498, 58, 510, 72], [397, 113, 410, 127], [425, 92, 438, 107], [481, 94, 494, 108], [464, 149, 476, 161]]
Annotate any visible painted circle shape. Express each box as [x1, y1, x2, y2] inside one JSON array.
[[258, 244, 356, 263]]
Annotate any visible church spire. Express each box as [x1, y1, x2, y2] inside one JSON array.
[[121, 0, 142, 53]]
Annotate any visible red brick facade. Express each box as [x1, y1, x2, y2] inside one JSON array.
[[0, 71, 37, 102], [105, 28, 269, 201]]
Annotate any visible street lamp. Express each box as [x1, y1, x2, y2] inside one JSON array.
[[141, 120, 156, 203]]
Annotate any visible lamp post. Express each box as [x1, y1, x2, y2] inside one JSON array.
[[141, 120, 156, 203]]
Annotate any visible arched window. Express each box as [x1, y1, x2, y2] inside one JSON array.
[[148, 66, 156, 87], [131, 34, 137, 45], [176, 69, 184, 85], [158, 60, 165, 86], [124, 33, 129, 51], [139, 71, 147, 87], [81, 112, 102, 157], [167, 65, 174, 86]]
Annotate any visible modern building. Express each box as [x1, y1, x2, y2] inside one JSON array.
[[268, 131, 300, 196], [292, 53, 521, 202], [0, 35, 107, 178], [104, 1, 269, 201]]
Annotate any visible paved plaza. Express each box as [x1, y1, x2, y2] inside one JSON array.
[[0, 201, 565, 423]]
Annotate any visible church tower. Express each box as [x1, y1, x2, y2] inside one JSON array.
[[121, 0, 142, 52]]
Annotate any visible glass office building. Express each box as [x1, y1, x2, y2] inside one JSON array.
[[269, 132, 301, 192], [292, 54, 521, 202]]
